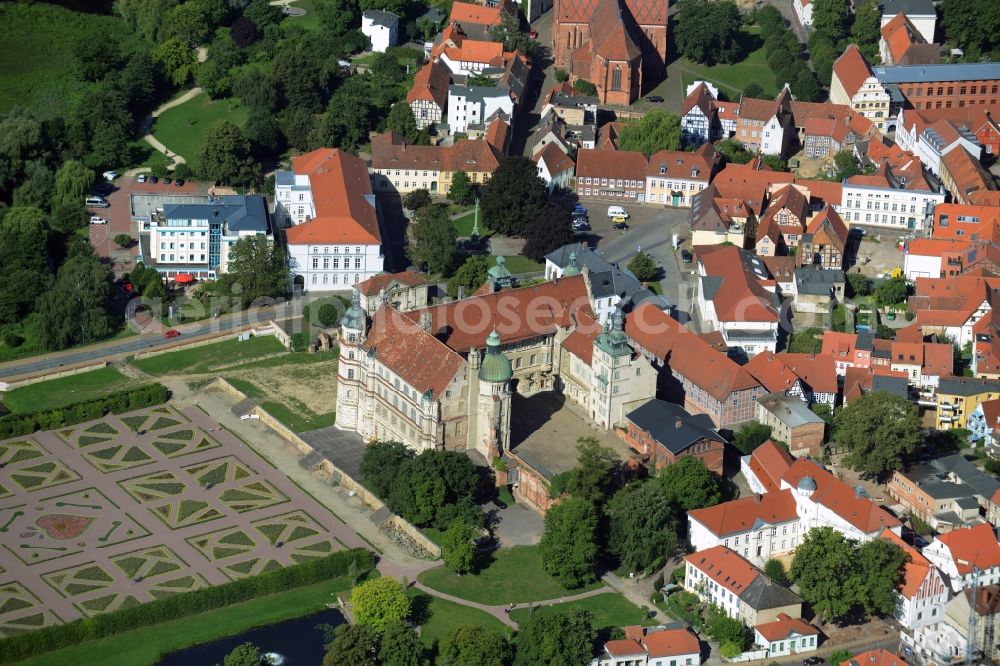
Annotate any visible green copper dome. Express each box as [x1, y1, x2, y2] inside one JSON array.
[[479, 328, 513, 383], [563, 250, 580, 277], [341, 289, 368, 330]]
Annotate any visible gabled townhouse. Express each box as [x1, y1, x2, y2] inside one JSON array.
[[946, 585, 1000, 662], [939, 145, 997, 205], [762, 256, 797, 296], [881, 530, 950, 630], [877, 0, 936, 44], [645, 143, 719, 208], [968, 397, 1000, 448], [878, 12, 939, 66], [735, 89, 793, 156], [356, 270, 429, 314], [622, 400, 727, 474], [755, 392, 826, 457], [407, 60, 451, 130], [689, 182, 765, 249], [745, 352, 810, 403], [831, 46, 892, 132], [754, 185, 810, 257], [447, 84, 514, 134], [935, 377, 1000, 430], [684, 546, 803, 626], [895, 109, 982, 177], [802, 117, 857, 158], [528, 113, 573, 157], [575, 149, 648, 202], [972, 107, 1000, 156], [931, 202, 1000, 241], [778, 352, 839, 408], [754, 614, 821, 658], [277, 149, 385, 292], [361, 10, 399, 53], [696, 245, 780, 357], [533, 142, 575, 193], [625, 301, 766, 428], [688, 490, 801, 564], [680, 82, 718, 146], [840, 161, 944, 232], [593, 626, 702, 666], [907, 275, 1000, 347], [843, 365, 910, 405], [369, 125, 505, 196], [740, 439, 795, 495], [822, 330, 875, 375], [922, 523, 1000, 592], [431, 23, 515, 76], [799, 206, 849, 270], [789, 99, 876, 147], [446, 0, 515, 40]]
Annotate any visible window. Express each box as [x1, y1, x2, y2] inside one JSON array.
[[611, 66, 622, 91]]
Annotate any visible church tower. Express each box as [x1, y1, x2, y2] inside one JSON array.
[[472, 329, 513, 461], [335, 289, 368, 431], [590, 306, 634, 428]]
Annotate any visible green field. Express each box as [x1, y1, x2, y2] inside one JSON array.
[[487, 256, 543, 275], [453, 210, 490, 237], [283, 0, 320, 32], [418, 546, 602, 605], [0, 3, 137, 116], [260, 400, 337, 432], [131, 336, 286, 375], [151, 92, 249, 168], [2, 367, 134, 414], [408, 590, 512, 648], [677, 28, 778, 98], [508, 593, 650, 631]]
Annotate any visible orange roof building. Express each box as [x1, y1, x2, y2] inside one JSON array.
[[880, 530, 950, 629], [879, 12, 939, 65], [688, 490, 801, 562], [741, 440, 795, 494], [597, 627, 701, 664], [754, 613, 821, 653], [830, 45, 891, 132], [840, 649, 910, 666], [696, 246, 780, 355], [923, 523, 1000, 591], [407, 60, 452, 130]]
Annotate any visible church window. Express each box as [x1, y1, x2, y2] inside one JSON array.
[[611, 65, 622, 91], [566, 32, 571, 49]]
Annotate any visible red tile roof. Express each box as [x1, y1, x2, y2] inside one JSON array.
[[686, 546, 761, 597], [449, 0, 512, 26], [747, 440, 795, 493], [881, 529, 935, 599], [534, 142, 575, 176], [681, 82, 716, 118], [833, 44, 874, 99], [285, 149, 382, 245], [642, 628, 701, 658], [745, 352, 802, 394], [560, 310, 600, 364], [909, 275, 1000, 328], [781, 458, 902, 534], [699, 246, 779, 323], [362, 304, 466, 399], [647, 143, 718, 181], [841, 649, 909, 666], [941, 146, 996, 203], [739, 96, 781, 122], [921, 342, 953, 378], [604, 639, 645, 658], [755, 613, 820, 642], [407, 60, 451, 109], [371, 131, 502, 174], [931, 203, 1000, 242], [778, 353, 839, 395], [936, 523, 1000, 574], [688, 489, 799, 537], [356, 270, 428, 296], [575, 148, 648, 181]]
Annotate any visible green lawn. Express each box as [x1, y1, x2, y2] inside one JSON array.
[[151, 91, 249, 169], [677, 27, 777, 98], [418, 546, 602, 605], [12, 576, 355, 666], [508, 592, 651, 631], [408, 589, 511, 648], [453, 210, 489, 237], [488, 256, 543, 275], [2, 367, 134, 414], [283, 0, 319, 32], [131, 336, 286, 375], [260, 400, 337, 433]]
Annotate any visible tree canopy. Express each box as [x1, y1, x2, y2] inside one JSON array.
[[386, 449, 482, 529], [448, 255, 490, 298], [617, 110, 682, 156], [539, 496, 600, 588], [218, 234, 289, 307], [323, 624, 379, 666], [833, 391, 922, 478], [360, 440, 413, 499], [941, 0, 1000, 60], [440, 626, 514, 666], [874, 277, 907, 307], [732, 421, 774, 455], [607, 480, 677, 573], [223, 642, 263, 666], [674, 0, 743, 65], [448, 171, 474, 205], [480, 157, 547, 237], [512, 608, 596, 666], [523, 206, 574, 263], [408, 204, 457, 275], [36, 252, 114, 350], [351, 578, 412, 633], [658, 456, 722, 511], [53, 161, 95, 210], [551, 437, 620, 504], [198, 121, 261, 187], [627, 252, 658, 282], [442, 520, 477, 575], [387, 101, 419, 143], [811, 0, 851, 41]]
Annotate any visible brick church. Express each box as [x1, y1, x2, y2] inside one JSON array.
[[553, 0, 669, 105]]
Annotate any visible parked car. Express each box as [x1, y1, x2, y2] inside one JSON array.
[[149, 176, 158, 184], [174, 179, 185, 187], [613, 220, 629, 231], [646, 95, 664, 103], [573, 204, 587, 214], [89, 216, 108, 225], [137, 174, 147, 183], [102, 170, 119, 180], [163, 329, 181, 339], [573, 221, 591, 232], [163, 177, 172, 185], [803, 658, 825, 665], [607, 205, 629, 219], [85, 196, 110, 208], [681, 249, 693, 263]]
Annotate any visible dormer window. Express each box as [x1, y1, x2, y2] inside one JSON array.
[[659, 164, 666, 175]]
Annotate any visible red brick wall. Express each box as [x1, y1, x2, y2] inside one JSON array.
[[788, 422, 824, 458], [901, 80, 1000, 112], [622, 423, 726, 476]]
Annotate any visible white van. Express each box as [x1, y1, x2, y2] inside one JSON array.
[[607, 205, 629, 219], [85, 196, 110, 208]]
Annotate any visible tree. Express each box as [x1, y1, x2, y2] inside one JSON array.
[[403, 189, 432, 211], [244, 0, 282, 29], [847, 272, 871, 297], [523, 206, 574, 262], [448, 171, 474, 205], [790, 527, 861, 624], [755, 5, 786, 34], [218, 234, 288, 307], [875, 277, 907, 306], [659, 457, 722, 511], [830, 650, 852, 666], [674, 0, 743, 65], [716, 139, 753, 165], [53, 161, 95, 210], [317, 302, 340, 327], [490, 14, 538, 57], [379, 621, 425, 666], [617, 110, 682, 156], [114, 233, 134, 248], [707, 604, 750, 649], [386, 102, 419, 143], [791, 69, 822, 103], [440, 626, 514, 666], [360, 441, 413, 498], [12, 161, 54, 211], [812, 0, 850, 41], [386, 450, 481, 528], [834, 149, 861, 180], [351, 578, 411, 633], [312, 81, 372, 153], [539, 496, 600, 588], [554, 68, 569, 82], [408, 204, 457, 275], [732, 421, 774, 455], [608, 481, 677, 573], [810, 34, 837, 86], [480, 157, 547, 237], [163, 1, 211, 46], [442, 520, 477, 574], [627, 252, 658, 282], [742, 83, 765, 99], [323, 624, 379, 666], [36, 253, 114, 350], [572, 79, 597, 95], [223, 642, 263, 666], [153, 37, 197, 86], [229, 15, 261, 47], [198, 121, 261, 187], [851, 0, 882, 62], [49, 204, 90, 234], [834, 391, 922, 478], [512, 609, 596, 666], [856, 539, 907, 617], [764, 559, 789, 586], [559, 437, 620, 504], [940, 0, 1000, 60], [448, 255, 490, 298]]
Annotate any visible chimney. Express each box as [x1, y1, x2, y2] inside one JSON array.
[[675, 418, 683, 429], [755, 494, 762, 504], [421, 312, 433, 332]]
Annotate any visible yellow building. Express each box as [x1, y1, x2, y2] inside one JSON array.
[[936, 377, 1000, 430]]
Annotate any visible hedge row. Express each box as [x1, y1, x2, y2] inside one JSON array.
[[0, 383, 170, 438], [0, 548, 374, 664]]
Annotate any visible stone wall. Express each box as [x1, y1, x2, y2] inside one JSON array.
[[0, 361, 110, 392], [134, 326, 276, 360]]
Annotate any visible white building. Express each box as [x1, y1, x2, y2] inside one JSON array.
[[447, 85, 514, 134], [141, 195, 270, 279], [534, 143, 575, 193], [753, 614, 820, 658], [896, 111, 982, 178], [277, 148, 385, 292], [593, 627, 702, 666], [877, 0, 937, 44], [792, 0, 813, 27], [922, 523, 1000, 592], [361, 10, 399, 53], [687, 490, 801, 566], [840, 163, 944, 232]]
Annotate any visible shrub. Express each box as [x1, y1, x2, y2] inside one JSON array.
[[555, 68, 569, 82], [0, 549, 374, 663], [0, 384, 170, 438]]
